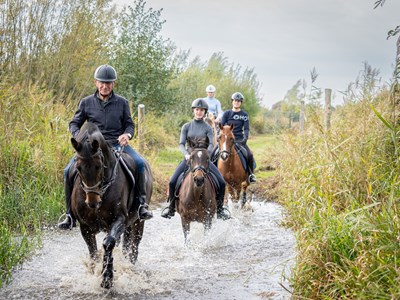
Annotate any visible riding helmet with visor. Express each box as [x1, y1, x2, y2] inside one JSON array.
[[206, 85, 216, 93], [191, 98, 209, 114], [94, 65, 117, 82], [231, 92, 244, 102]]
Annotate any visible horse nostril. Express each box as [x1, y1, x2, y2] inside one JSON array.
[[194, 177, 204, 187], [86, 195, 102, 209]]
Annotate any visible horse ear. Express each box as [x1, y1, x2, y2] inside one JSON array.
[[219, 123, 223, 130], [71, 138, 81, 151], [230, 123, 234, 130]]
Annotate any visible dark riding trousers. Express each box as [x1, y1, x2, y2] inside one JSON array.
[[168, 159, 225, 201]]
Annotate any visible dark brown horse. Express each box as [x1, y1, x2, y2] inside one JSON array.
[[217, 123, 249, 208], [68, 122, 152, 289], [177, 145, 217, 244]]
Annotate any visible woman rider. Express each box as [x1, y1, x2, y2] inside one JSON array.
[[221, 92, 256, 184], [161, 98, 230, 220]]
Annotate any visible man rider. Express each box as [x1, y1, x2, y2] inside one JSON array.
[[58, 64, 153, 229]]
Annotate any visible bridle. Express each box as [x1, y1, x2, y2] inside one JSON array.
[[187, 149, 210, 179], [218, 132, 234, 159], [76, 145, 122, 197]]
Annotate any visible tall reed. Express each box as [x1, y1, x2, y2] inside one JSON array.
[[0, 82, 72, 286], [278, 89, 400, 299]]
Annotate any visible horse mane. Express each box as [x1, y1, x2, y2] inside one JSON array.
[[187, 137, 209, 153], [74, 122, 108, 156]]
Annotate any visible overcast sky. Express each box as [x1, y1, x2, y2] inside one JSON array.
[[118, 0, 400, 108]]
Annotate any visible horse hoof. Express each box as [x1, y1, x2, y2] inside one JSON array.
[[101, 278, 113, 289]]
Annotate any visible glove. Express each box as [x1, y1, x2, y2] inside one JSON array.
[[240, 139, 247, 145]]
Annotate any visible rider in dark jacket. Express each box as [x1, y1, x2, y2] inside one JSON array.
[[221, 92, 256, 184], [161, 98, 230, 220], [58, 65, 153, 230]]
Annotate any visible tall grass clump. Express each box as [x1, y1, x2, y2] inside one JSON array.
[[0, 81, 72, 286], [278, 77, 400, 298]]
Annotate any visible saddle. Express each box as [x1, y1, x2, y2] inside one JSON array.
[[174, 166, 219, 198], [212, 143, 248, 171]]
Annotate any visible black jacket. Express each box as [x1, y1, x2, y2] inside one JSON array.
[[69, 91, 135, 144]]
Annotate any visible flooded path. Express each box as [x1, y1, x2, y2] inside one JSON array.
[[1, 201, 295, 300]]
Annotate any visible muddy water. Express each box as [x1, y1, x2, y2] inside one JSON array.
[[0, 201, 295, 300]]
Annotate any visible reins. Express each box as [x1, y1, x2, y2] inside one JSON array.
[[78, 145, 124, 197]]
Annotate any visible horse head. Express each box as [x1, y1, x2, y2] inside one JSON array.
[[218, 123, 235, 161], [187, 148, 209, 188], [71, 123, 108, 209]]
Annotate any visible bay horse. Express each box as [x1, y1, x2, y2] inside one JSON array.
[[68, 122, 152, 289], [217, 123, 249, 208], [177, 140, 217, 244]]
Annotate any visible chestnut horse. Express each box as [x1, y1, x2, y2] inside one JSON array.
[[217, 123, 249, 207], [68, 122, 152, 289], [177, 144, 217, 244], [204, 113, 218, 150]]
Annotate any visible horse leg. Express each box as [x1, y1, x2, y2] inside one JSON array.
[[241, 191, 247, 208], [181, 219, 190, 246], [241, 183, 250, 209], [101, 242, 114, 289], [123, 219, 144, 264], [101, 215, 125, 289], [204, 217, 212, 233], [79, 225, 98, 260]]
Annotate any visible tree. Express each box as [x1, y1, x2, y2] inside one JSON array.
[[111, 0, 177, 113]]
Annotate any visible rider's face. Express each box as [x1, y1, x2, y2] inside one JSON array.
[[95, 80, 114, 98], [232, 99, 242, 109], [193, 108, 206, 120]]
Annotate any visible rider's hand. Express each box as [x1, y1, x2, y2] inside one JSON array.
[[118, 133, 130, 147], [185, 154, 190, 160]]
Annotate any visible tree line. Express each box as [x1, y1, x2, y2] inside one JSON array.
[[0, 0, 263, 122]]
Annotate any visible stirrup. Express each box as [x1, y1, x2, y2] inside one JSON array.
[[161, 207, 175, 219], [248, 174, 257, 184], [57, 213, 75, 230], [138, 204, 153, 221]]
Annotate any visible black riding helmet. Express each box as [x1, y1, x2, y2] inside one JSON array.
[[191, 98, 209, 114], [94, 65, 117, 82], [231, 92, 244, 102]]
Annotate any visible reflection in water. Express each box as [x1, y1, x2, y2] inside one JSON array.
[[0, 201, 295, 300]]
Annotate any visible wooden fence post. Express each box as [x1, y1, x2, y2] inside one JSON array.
[[137, 104, 145, 153], [299, 100, 305, 133], [325, 88, 332, 131]]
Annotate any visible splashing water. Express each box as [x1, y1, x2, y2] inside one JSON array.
[[0, 201, 295, 300]]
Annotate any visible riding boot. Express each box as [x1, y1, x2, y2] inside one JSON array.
[[58, 178, 76, 230], [137, 173, 153, 220], [161, 187, 176, 219], [216, 191, 231, 220], [247, 156, 257, 184]]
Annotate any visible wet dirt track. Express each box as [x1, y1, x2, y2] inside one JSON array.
[[0, 201, 295, 300]]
